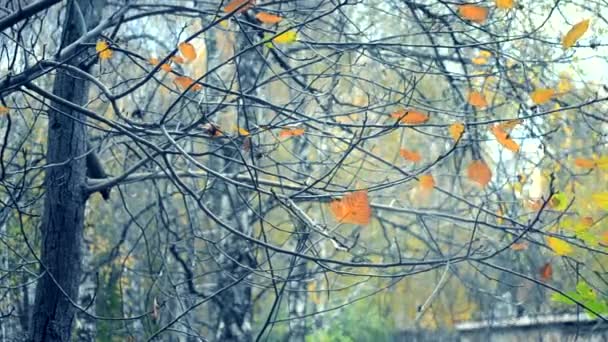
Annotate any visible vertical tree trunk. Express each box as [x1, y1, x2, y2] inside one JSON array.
[[212, 15, 264, 342], [30, 1, 105, 341]]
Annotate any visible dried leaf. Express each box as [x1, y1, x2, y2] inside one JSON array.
[[224, 0, 255, 13], [547, 236, 573, 256], [574, 158, 596, 169], [400, 149, 422, 163], [530, 88, 555, 105], [329, 190, 372, 225], [467, 159, 492, 187], [540, 263, 553, 281], [458, 5, 488, 23], [279, 128, 305, 138], [468, 91, 488, 108], [256, 12, 283, 24], [174, 76, 202, 91], [390, 108, 429, 124], [96, 40, 112, 60], [0, 106, 8, 115], [562, 19, 590, 49], [178, 42, 197, 62], [491, 125, 519, 153], [449, 123, 465, 141], [511, 242, 528, 251]]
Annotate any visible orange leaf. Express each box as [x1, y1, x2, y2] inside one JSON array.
[[224, 0, 255, 13], [256, 12, 283, 24], [400, 149, 422, 162], [497, 119, 522, 132], [174, 76, 202, 91], [150, 57, 172, 72], [171, 55, 185, 64], [491, 125, 519, 153], [511, 242, 528, 251], [530, 88, 555, 105], [562, 19, 590, 49], [449, 123, 465, 141], [178, 42, 197, 62], [580, 216, 594, 227], [467, 159, 492, 187], [574, 158, 596, 169], [539, 262, 553, 281], [468, 91, 488, 108], [329, 190, 372, 225], [0, 106, 8, 115], [458, 5, 488, 24], [161, 64, 172, 72], [279, 128, 305, 138], [419, 174, 435, 190], [390, 108, 429, 124]]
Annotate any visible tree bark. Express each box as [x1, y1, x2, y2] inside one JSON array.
[[30, 1, 105, 341], [211, 14, 264, 342]]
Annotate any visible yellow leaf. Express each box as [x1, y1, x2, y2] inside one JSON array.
[[530, 88, 555, 105], [562, 19, 590, 49], [273, 30, 297, 44], [547, 236, 573, 256], [237, 127, 250, 136], [0, 106, 8, 115], [472, 56, 488, 65], [96, 40, 112, 60], [449, 123, 465, 141], [178, 42, 197, 62], [557, 77, 572, 94], [479, 50, 492, 58], [495, 0, 514, 9], [595, 156, 608, 170], [458, 5, 488, 23], [468, 91, 487, 108], [256, 12, 283, 24], [592, 192, 608, 210]]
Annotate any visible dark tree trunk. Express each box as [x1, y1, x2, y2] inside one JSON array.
[[211, 14, 264, 342], [30, 1, 105, 341]]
